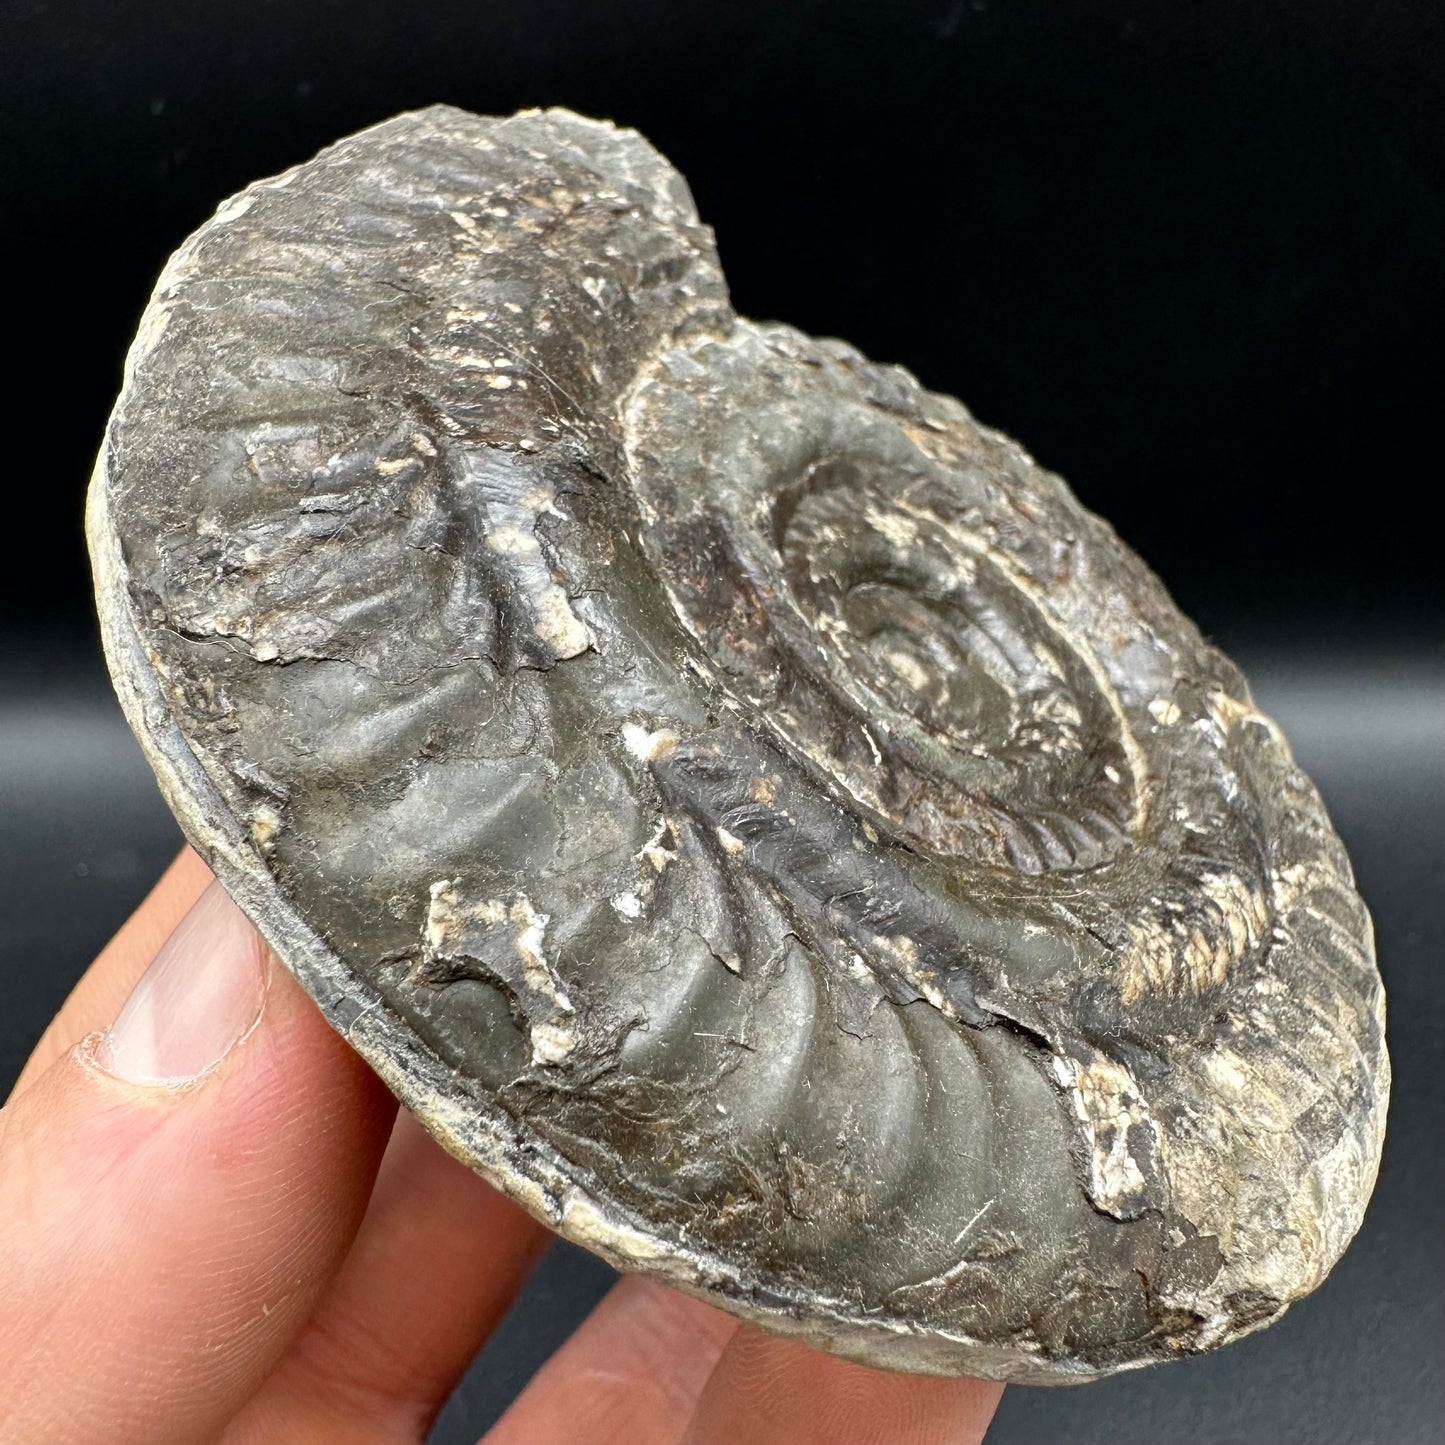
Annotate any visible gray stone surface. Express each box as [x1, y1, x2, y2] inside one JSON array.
[[88, 106, 1388, 1381]]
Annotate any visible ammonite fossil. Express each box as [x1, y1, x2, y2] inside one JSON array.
[[88, 106, 1389, 1382]]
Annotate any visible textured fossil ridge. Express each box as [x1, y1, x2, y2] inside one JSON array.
[[88, 105, 1389, 1382]]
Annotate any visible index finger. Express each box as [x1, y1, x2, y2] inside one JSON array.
[[679, 1326, 1003, 1445]]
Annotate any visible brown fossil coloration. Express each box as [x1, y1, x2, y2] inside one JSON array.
[[88, 106, 1389, 1382]]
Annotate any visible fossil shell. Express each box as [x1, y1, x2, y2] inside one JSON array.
[[88, 106, 1389, 1382]]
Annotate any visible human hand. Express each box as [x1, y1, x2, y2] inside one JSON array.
[[0, 850, 1002, 1444]]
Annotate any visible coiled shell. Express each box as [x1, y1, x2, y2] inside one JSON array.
[[88, 106, 1389, 1381]]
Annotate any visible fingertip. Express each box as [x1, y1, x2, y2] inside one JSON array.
[[100, 883, 265, 1082], [9, 848, 216, 1099], [484, 1276, 740, 1445], [680, 1325, 1003, 1445]]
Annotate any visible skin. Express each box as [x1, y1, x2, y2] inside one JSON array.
[[0, 848, 1002, 1445]]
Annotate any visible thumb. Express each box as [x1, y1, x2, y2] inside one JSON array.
[[0, 880, 394, 1445]]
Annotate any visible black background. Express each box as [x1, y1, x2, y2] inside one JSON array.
[[2, 3, 1441, 1441]]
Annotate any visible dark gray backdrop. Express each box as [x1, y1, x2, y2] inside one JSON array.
[[2, 3, 1440, 1441]]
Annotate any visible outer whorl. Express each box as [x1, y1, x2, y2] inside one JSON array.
[[88, 106, 1388, 1382]]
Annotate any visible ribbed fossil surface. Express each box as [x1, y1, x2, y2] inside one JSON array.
[[88, 106, 1389, 1381]]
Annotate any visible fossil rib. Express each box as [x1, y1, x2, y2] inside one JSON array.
[[88, 105, 1389, 1382]]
